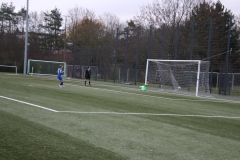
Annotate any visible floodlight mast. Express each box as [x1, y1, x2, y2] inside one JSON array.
[[23, 0, 29, 75]]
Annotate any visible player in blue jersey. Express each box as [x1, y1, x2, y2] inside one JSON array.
[[57, 65, 64, 88]]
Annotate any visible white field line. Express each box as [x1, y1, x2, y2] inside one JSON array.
[[57, 111, 240, 119], [1, 95, 240, 119], [65, 83, 240, 104], [0, 95, 58, 112], [26, 81, 240, 104], [4, 75, 240, 104], [53, 78, 240, 103], [2, 79, 240, 104]]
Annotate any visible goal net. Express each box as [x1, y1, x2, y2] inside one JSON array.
[[145, 59, 210, 96], [81, 66, 98, 80], [27, 59, 67, 76]]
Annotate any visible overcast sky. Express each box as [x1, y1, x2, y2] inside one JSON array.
[[2, 0, 240, 21]]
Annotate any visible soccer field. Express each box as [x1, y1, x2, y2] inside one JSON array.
[[0, 73, 240, 160]]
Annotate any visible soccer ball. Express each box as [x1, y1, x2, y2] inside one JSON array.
[[178, 86, 181, 89]]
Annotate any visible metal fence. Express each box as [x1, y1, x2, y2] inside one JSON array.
[[67, 19, 240, 96]]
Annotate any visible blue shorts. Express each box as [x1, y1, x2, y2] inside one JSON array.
[[58, 75, 62, 80]]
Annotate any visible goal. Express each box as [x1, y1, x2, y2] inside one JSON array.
[[0, 65, 17, 74], [145, 59, 210, 96], [27, 59, 67, 76]]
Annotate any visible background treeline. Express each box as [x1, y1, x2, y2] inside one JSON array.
[[0, 0, 240, 74]]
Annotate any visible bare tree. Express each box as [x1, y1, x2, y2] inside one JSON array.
[[67, 6, 97, 46], [99, 13, 122, 35], [28, 11, 45, 33], [235, 14, 240, 30], [98, 12, 126, 46], [67, 5, 96, 30], [133, 0, 204, 28]]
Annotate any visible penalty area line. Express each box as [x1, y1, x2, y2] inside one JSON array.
[[1, 95, 239, 119], [57, 111, 240, 119], [0, 95, 58, 112], [66, 83, 240, 104]]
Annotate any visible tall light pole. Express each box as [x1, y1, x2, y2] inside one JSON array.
[[23, 0, 29, 75], [64, 16, 67, 62]]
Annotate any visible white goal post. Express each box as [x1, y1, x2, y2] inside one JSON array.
[[0, 65, 17, 74], [145, 59, 210, 97], [27, 59, 67, 76]]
